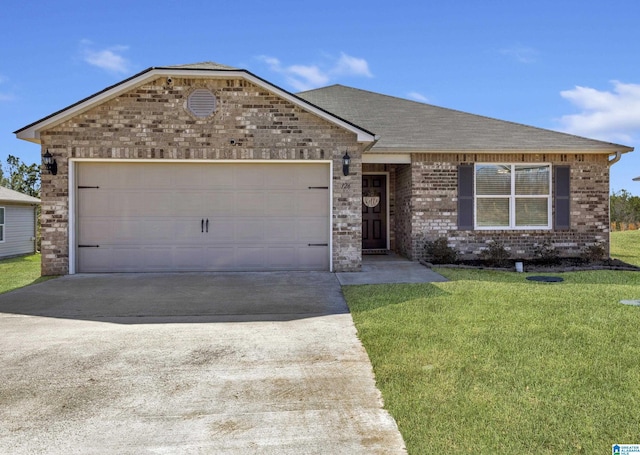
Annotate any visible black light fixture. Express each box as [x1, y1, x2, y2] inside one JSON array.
[[43, 150, 57, 175], [342, 152, 351, 176]]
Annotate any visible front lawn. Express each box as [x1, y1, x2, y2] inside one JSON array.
[[345, 242, 640, 453], [611, 230, 640, 266], [0, 254, 47, 294]]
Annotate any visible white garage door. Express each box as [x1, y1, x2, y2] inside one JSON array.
[[76, 162, 330, 272]]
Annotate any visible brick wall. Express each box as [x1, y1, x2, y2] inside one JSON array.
[[403, 153, 611, 261], [39, 76, 364, 274]]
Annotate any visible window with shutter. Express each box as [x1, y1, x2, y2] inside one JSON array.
[[474, 164, 551, 230]]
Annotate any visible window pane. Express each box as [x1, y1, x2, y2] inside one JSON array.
[[515, 198, 548, 226], [515, 165, 549, 195], [477, 198, 510, 226], [0, 226, 3, 242], [476, 165, 511, 195], [0, 208, 3, 224]]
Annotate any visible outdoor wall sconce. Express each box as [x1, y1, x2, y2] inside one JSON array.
[[342, 152, 351, 176], [43, 150, 57, 175]]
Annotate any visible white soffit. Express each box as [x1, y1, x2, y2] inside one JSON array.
[[16, 68, 376, 144]]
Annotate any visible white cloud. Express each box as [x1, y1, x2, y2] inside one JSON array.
[[408, 92, 429, 102], [559, 81, 640, 143], [500, 45, 538, 64], [332, 53, 373, 78], [80, 40, 131, 74], [258, 53, 372, 91]]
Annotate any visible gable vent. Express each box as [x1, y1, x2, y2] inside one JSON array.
[[187, 89, 217, 117]]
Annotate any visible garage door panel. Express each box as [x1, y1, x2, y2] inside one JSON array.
[[265, 167, 297, 188], [235, 191, 267, 215], [174, 247, 207, 269], [235, 247, 266, 268], [78, 190, 110, 217], [78, 218, 111, 244], [267, 247, 296, 268], [235, 166, 265, 188], [297, 218, 329, 242], [206, 219, 235, 242], [299, 246, 329, 269], [297, 192, 329, 216], [235, 219, 265, 242], [140, 248, 173, 270], [77, 162, 330, 272], [304, 166, 330, 187], [268, 192, 296, 215], [144, 218, 180, 242], [264, 218, 296, 241], [203, 191, 236, 214], [205, 247, 235, 268], [78, 247, 111, 272], [112, 219, 144, 243]]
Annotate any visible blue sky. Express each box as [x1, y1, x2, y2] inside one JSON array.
[[2, 0, 639, 194]]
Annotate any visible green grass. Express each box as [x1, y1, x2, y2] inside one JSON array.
[[344, 236, 640, 454], [0, 254, 50, 294], [611, 230, 640, 266]]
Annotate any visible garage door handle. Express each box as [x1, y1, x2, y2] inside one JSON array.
[[206, 219, 209, 233], [308, 243, 328, 247], [201, 219, 204, 233]]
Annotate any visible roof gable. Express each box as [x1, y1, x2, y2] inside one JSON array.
[[0, 186, 40, 204], [298, 84, 633, 153], [15, 63, 375, 144]]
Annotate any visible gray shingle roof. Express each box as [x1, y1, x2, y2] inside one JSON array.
[[298, 84, 632, 153], [0, 186, 40, 204]]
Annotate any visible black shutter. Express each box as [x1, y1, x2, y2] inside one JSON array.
[[458, 164, 474, 230], [554, 165, 570, 230]]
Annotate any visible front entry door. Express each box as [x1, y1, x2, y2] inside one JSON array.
[[362, 174, 387, 250]]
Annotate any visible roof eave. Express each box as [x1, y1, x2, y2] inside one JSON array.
[[367, 146, 635, 154], [15, 67, 376, 144]]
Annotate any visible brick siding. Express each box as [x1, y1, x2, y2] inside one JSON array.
[[39, 77, 364, 274], [399, 153, 611, 261]]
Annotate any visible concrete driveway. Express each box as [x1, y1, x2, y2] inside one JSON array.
[[0, 273, 406, 454]]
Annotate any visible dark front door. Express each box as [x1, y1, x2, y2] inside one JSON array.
[[362, 174, 387, 250]]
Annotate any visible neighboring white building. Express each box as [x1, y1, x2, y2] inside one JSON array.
[[0, 186, 40, 259]]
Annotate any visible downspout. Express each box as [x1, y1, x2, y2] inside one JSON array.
[[608, 150, 622, 166], [607, 150, 622, 257]]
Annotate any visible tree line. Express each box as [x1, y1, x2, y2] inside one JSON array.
[[610, 189, 640, 230], [0, 155, 40, 197]]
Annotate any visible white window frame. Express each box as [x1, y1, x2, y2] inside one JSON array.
[[0, 207, 4, 243], [474, 163, 552, 230]]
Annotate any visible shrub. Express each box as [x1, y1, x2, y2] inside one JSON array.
[[424, 237, 458, 264], [479, 240, 511, 267], [532, 240, 559, 264], [582, 243, 606, 262]]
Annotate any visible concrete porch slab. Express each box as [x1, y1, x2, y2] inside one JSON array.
[[336, 254, 448, 285]]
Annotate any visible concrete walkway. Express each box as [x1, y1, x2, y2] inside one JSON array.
[[337, 253, 448, 285], [0, 273, 406, 455]]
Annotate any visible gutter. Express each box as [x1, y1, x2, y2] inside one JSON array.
[[608, 150, 622, 166]]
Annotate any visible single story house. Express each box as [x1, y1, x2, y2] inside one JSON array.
[[14, 62, 633, 275], [0, 186, 40, 259]]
